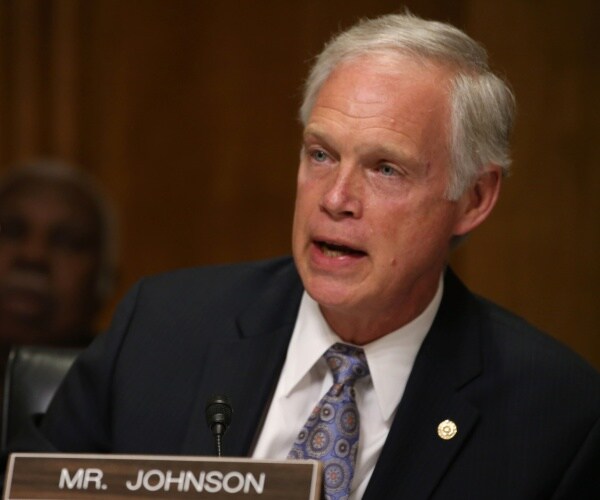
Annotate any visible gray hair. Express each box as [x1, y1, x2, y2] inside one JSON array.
[[0, 160, 118, 301], [300, 13, 516, 199]]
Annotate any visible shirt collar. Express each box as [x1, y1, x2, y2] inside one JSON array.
[[284, 276, 444, 421]]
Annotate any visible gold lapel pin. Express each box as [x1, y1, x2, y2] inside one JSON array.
[[437, 419, 458, 440]]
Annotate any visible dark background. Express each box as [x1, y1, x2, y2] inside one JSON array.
[[0, 0, 598, 369]]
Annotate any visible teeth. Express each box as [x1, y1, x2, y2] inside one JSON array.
[[322, 246, 347, 257], [320, 242, 358, 257]]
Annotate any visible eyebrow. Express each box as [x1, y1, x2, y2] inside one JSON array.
[[302, 126, 332, 146]]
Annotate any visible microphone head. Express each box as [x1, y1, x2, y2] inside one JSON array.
[[205, 394, 233, 434]]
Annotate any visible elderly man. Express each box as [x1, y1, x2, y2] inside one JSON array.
[[7, 13, 599, 499], [0, 162, 116, 351]]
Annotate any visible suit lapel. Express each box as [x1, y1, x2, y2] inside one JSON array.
[[181, 263, 304, 457], [364, 270, 483, 499]]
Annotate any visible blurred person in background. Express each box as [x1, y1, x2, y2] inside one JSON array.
[[0, 161, 117, 369]]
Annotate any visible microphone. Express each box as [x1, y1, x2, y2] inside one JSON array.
[[205, 394, 233, 457]]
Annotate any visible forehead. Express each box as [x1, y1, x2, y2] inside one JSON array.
[[316, 53, 452, 119], [308, 54, 454, 163], [0, 181, 100, 229]]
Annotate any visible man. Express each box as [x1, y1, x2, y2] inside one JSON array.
[[7, 13, 600, 499], [0, 161, 116, 352]]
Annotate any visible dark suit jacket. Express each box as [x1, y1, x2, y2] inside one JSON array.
[[9, 257, 600, 498]]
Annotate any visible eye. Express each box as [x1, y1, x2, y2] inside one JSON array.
[[378, 164, 398, 177], [50, 227, 98, 253], [0, 217, 27, 243], [309, 149, 329, 163]]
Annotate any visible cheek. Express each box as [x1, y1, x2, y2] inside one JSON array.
[[368, 198, 409, 240], [293, 176, 319, 222], [0, 251, 13, 271], [292, 192, 308, 251], [51, 256, 97, 296], [370, 199, 452, 257]]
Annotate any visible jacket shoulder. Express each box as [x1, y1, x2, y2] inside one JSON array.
[[134, 256, 298, 307], [476, 294, 599, 381]]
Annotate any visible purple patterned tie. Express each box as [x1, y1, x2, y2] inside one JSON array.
[[289, 343, 370, 500]]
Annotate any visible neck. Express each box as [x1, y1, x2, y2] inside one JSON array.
[[320, 277, 442, 345]]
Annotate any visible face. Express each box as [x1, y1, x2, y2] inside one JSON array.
[[292, 55, 475, 343], [0, 181, 102, 346]]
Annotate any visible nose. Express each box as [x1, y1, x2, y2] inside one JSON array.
[[14, 232, 51, 272], [320, 164, 363, 220]]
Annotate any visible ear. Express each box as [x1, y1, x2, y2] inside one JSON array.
[[452, 166, 502, 237]]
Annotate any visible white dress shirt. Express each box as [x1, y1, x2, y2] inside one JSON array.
[[252, 277, 443, 499]]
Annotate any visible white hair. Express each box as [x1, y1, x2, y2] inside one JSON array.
[[300, 13, 516, 199]]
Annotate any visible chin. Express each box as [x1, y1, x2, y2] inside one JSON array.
[[303, 276, 362, 311]]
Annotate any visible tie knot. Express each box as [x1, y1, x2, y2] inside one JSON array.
[[324, 343, 370, 386]]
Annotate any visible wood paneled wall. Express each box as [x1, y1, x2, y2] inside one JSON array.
[[0, 0, 598, 369]]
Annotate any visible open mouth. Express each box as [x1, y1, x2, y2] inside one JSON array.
[[317, 241, 366, 257]]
